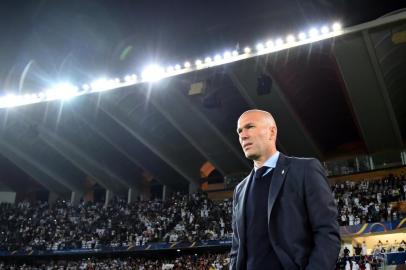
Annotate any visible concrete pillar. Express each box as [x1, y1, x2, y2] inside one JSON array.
[[48, 192, 59, 206], [369, 156, 375, 170], [355, 156, 360, 172], [70, 191, 83, 206], [189, 181, 200, 194], [104, 190, 113, 208], [127, 188, 139, 204], [401, 151, 406, 166], [0, 191, 16, 204]]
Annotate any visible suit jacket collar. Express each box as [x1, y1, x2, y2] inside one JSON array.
[[236, 153, 291, 246], [267, 153, 290, 226]]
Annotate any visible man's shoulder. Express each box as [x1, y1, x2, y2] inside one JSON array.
[[282, 154, 320, 167], [234, 174, 250, 195]]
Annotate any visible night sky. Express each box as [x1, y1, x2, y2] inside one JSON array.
[[0, 0, 404, 94]]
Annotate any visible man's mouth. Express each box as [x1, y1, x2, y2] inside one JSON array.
[[243, 143, 253, 150]]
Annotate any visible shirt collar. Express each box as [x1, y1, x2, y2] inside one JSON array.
[[254, 151, 280, 172]]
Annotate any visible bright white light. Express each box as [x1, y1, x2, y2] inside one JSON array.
[[286, 35, 295, 44], [0, 94, 20, 108], [214, 54, 222, 62], [82, 84, 90, 91], [124, 74, 137, 81], [308, 28, 319, 38], [275, 38, 284, 47], [332, 22, 342, 31], [91, 78, 109, 92], [166, 66, 174, 73], [46, 83, 79, 100], [21, 94, 34, 102], [320, 26, 329, 34], [256, 43, 265, 51], [124, 75, 138, 83], [0, 20, 344, 109], [266, 40, 274, 48], [298, 32, 307, 40], [108, 79, 117, 86], [195, 59, 203, 66], [141, 64, 165, 82]]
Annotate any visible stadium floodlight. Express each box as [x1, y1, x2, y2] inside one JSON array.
[[332, 22, 342, 31], [124, 74, 138, 83], [141, 64, 165, 82], [214, 54, 222, 63], [46, 83, 79, 101], [298, 32, 307, 40], [266, 40, 274, 48], [82, 84, 90, 91], [256, 43, 265, 52], [195, 59, 203, 66], [320, 25, 330, 34], [286, 35, 295, 44], [0, 20, 348, 109], [308, 28, 319, 38], [275, 38, 284, 47], [90, 78, 110, 92], [0, 94, 20, 108], [22, 94, 36, 102]]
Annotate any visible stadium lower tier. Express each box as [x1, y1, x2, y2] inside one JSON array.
[[1, 252, 405, 269]]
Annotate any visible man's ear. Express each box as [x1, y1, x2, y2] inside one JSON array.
[[270, 126, 277, 140]]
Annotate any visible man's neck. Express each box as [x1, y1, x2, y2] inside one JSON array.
[[253, 150, 278, 168]]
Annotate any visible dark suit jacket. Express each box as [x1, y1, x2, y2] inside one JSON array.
[[230, 153, 340, 270]]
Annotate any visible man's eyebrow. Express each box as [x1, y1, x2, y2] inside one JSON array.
[[236, 122, 254, 133]]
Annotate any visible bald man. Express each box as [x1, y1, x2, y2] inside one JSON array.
[[230, 110, 340, 270]]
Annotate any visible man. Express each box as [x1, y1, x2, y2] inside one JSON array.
[[230, 109, 340, 270]]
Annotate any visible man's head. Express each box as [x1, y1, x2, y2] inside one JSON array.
[[237, 110, 277, 166]]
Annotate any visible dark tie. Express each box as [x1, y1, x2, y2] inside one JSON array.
[[254, 166, 270, 181]]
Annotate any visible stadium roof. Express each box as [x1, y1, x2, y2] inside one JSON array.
[[0, 2, 405, 196]]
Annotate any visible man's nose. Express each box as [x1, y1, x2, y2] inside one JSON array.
[[239, 131, 248, 140]]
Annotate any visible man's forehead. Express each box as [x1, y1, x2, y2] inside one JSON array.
[[238, 111, 263, 124]]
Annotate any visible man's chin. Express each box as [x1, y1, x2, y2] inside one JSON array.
[[245, 153, 259, 160]]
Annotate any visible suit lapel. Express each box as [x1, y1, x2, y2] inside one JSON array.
[[237, 170, 254, 245], [268, 154, 290, 225]]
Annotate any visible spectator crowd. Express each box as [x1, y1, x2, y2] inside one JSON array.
[[1, 173, 406, 269], [0, 253, 230, 270], [332, 174, 406, 226], [0, 192, 232, 252]]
